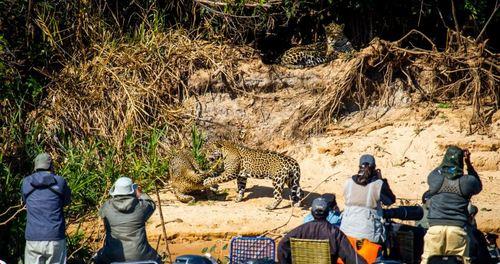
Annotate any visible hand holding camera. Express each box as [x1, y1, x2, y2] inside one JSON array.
[[463, 149, 471, 165], [135, 185, 142, 198]]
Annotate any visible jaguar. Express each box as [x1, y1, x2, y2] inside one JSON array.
[[279, 23, 354, 68], [168, 149, 213, 203], [202, 141, 302, 210]]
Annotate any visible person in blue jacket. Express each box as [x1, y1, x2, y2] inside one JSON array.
[[304, 193, 341, 226], [21, 153, 71, 264]]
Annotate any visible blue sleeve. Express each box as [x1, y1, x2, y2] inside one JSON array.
[[304, 213, 314, 223], [63, 179, 72, 206], [327, 211, 342, 226], [21, 179, 27, 203], [21, 177, 32, 203]]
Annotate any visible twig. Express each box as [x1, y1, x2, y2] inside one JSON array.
[[417, 0, 425, 27], [195, 0, 275, 8], [156, 234, 162, 252], [395, 29, 437, 51], [67, 219, 99, 260], [0, 204, 23, 218], [259, 196, 296, 237], [154, 184, 172, 264], [197, 3, 260, 18], [259, 171, 341, 238], [450, 0, 463, 49], [475, 0, 499, 42], [299, 171, 341, 203], [0, 206, 26, 226]]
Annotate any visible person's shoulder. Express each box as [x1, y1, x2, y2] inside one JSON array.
[[428, 167, 441, 176], [460, 174, 481, 187], [344, 176, 355, 185], [52, 174, 69, 183], [427, 168, 444, 183], [22, 174, 33, 183], [462, 173, 480, 181], [99, 199, 113, 214], [372, 178, 384, 184]]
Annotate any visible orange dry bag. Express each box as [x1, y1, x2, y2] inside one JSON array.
[[337, 236, 382, 264]]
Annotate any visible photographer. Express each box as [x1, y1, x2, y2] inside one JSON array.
[[278, 198, 366, 264], [22, 153, 72, 263], [93, 177, 162, 264], [340, 154, 396, 244], [421, 146, 482, 264]]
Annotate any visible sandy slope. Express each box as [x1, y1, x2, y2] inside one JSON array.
[[141, 99, 499, 257]]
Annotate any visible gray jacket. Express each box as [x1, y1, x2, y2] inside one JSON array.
[[94, 193, 161, 263], [427, 167, 481, 227]]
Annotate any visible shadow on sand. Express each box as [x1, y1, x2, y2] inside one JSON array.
[[243, 185, 329, 210]]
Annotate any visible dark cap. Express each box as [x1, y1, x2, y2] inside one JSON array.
[[311, 198, 329, 219], [321, 193, 337, 209], [359, 154, 376, 167]]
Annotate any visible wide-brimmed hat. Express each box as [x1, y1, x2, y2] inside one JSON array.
[[34, 153, 53, 171], [109, 177, 137, 196]]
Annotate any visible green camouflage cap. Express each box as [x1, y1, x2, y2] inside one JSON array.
[[439, 146, 464, 179]]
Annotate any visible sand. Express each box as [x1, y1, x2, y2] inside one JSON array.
[[140, 98, 499, 258]]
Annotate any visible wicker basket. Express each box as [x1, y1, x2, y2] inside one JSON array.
[[290, 238, 331, 264]]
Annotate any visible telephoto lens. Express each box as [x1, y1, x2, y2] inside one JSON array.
[[382, 206, 424, 221]]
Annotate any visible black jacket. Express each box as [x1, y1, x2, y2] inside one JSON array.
[[277, 220, 367, 264]]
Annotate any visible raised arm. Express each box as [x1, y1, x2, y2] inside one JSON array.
[[376, 170, 396, 205], [462, 149, 482, 195]]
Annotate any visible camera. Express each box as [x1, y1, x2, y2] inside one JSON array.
[[382, 206, 424, 221]]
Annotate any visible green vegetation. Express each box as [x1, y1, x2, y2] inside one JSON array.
[[191, 125, 209, 169], [437, 102, 452, 109], [0, 0, 498, 262]]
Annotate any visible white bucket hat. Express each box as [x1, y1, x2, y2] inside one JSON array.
[[109, 177, 137, 196]]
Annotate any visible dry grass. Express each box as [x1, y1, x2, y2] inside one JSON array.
[[298, 30, 499, 134], [37, 29, 253, 147], [33, 28, 498, 149]]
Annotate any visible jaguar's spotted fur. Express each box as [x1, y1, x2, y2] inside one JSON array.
[[168, 149, 212, 203], [202, 141, 302, 210], [279, 23, 354, 68]]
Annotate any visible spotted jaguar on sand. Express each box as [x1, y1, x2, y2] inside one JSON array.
[[202, 141, 302, 210]]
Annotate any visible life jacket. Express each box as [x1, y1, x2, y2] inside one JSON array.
[[337, 236, 382, 264]]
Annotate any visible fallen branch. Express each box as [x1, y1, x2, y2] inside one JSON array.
[[0, 206, 26, 226], [476, 0, 499, 42], [194, 0, 278, 8]]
